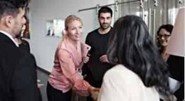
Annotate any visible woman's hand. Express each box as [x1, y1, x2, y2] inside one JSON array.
[[88, 86, 100, 101]]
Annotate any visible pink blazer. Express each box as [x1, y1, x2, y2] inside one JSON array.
[[48, 38, 91, 96]]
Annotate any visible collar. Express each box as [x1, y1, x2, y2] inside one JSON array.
[[0, 30, 19, 47]]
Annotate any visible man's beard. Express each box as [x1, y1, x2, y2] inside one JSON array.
[[15, 30, 23, 38], [100, 23, 110, 30]]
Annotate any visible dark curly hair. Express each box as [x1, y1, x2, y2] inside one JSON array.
[[107, 15, 172, 99], [98, 6, 113, 17], [157, 24, 173, 36]]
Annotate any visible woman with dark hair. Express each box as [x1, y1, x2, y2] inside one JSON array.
[[157, 24, 184, 101], [156, 24, 173, 61], [98, 15, 172, 101], [157, 24, 183, 101]]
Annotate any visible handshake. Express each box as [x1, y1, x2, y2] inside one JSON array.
[[88, 86, 100, 101]]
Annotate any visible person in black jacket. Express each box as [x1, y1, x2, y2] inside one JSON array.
[[0, 0, 41, 101], [167, 55, 184, 101]]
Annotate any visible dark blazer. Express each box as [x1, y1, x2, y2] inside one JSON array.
[[167, 55, 184, 101], [0, 32, 41, 101]]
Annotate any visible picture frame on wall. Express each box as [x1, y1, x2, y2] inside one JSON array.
[[46, 19, 64, 37]]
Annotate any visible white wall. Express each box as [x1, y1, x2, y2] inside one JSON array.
[[29, 0, 115, 72]]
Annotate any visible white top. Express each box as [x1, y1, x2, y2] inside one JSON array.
[[98, 64, 159, 101]]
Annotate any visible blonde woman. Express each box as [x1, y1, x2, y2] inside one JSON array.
[[47, 15, 98, 101]]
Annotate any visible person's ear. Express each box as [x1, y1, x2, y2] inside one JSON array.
[[4, 15, 14, 28], [62, 29, 68, 39], [63, 29, 67, 35]]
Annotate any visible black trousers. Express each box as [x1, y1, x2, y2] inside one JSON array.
[[47, 82, 72, 101], [84, 77, 102, 101]]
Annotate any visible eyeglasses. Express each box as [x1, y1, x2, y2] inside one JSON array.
[[158, 34, 171, 38]]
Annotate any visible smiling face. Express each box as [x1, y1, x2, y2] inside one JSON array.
[[158, 28, 171, 47], [98, 12, 112, 30], [66, 20, 82, 42]]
